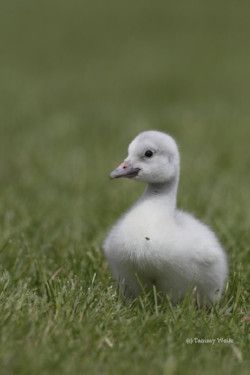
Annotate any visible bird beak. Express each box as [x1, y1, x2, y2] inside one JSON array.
[[110, 161, 140, 179]]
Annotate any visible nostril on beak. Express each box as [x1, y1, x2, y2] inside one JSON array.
[[122, 162, 129, 169]]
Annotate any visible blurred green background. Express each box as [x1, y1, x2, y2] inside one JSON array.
[[1, 0, 250, 228], [0, 1, 249, 374]]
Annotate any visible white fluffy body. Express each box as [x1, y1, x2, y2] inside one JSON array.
[[103, 131, 228, 304]]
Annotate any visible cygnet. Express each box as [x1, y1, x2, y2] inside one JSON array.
[[103, 131, 228, 305]]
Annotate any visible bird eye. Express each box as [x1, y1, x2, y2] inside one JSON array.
[[144, 150, 153, 158]]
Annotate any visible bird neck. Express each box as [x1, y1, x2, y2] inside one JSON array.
[[142, 176, 178, 214]]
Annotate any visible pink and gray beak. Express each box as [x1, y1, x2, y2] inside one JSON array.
[[110, 161, 140, 179]]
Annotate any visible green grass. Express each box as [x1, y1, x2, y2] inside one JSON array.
[[0, 0, 249, 374]]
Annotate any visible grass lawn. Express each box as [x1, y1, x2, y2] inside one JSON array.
[[0, 1, 249, 374]]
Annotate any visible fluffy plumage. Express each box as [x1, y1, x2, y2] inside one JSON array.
[[103, 131, 228, 305]]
